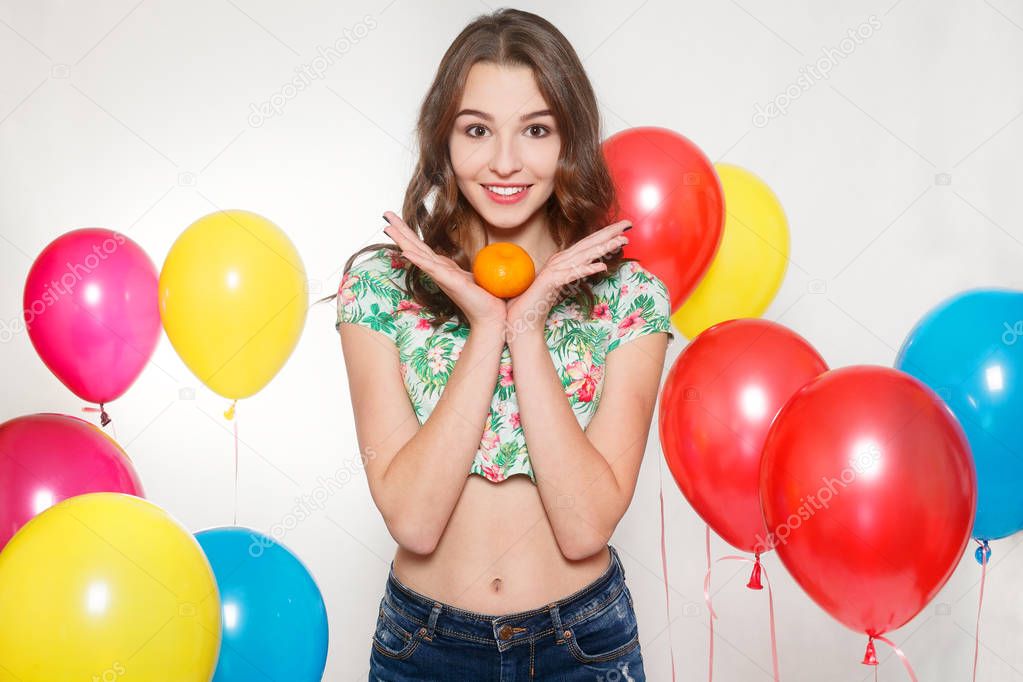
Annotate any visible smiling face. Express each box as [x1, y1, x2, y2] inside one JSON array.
[[448, 62, 561, 236]]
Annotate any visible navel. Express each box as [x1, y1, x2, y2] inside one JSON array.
[[490, 577, 503, 592]]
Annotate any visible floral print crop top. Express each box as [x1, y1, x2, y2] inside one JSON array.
[[336, 248, 675, 484]]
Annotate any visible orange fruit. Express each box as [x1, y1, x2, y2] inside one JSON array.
[[472, 242, 536, 298]]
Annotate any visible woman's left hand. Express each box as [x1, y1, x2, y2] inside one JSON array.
[[505, 219, 631, 342]]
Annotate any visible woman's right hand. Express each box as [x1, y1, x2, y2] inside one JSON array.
[[382, 211, 507, 332]]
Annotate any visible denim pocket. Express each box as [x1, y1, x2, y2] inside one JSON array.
[[372, 596, 425, 660], [564, 583, 640, 664]]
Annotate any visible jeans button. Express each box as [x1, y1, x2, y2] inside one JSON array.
[[498, 625, 513, 640]]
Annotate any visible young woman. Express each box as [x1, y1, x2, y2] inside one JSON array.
[[330, 8, 674, 680]]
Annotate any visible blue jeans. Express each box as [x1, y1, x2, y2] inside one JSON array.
[[368, 544, 645, 681]]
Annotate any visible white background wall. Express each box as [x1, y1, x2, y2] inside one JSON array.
[[2, 1, 1022, 679]]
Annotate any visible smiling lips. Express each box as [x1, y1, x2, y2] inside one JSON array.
[[482, 183, 532, 204]]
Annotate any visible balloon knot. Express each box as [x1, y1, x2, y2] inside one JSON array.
[[862, 637, 879, 666], [99, 403, 111, 427], [224, 400, 237, 420], [746, 553, 763, 590], [974, 539, 991, 566]]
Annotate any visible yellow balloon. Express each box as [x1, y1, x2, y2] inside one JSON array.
[[671, 163, 790, 339], [160, 209, 307, 399], [0, 493, 221, 681]]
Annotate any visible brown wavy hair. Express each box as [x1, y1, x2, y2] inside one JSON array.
[[319, 7, 630, 329]]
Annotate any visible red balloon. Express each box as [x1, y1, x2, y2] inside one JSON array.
[[760, 366, 976, 637], [603, 127, 724, 312], [0, 413, 144, 550], [659, 319, 828, 553], [23, 228, 160, 406]]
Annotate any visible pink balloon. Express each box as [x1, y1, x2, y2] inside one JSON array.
[[0, 413, 145, 550], [23, 228, 160, 405]]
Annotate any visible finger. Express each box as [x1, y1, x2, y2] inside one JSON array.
[[551, 256, 611, 286], [382, 223, 409, 253], [396, 248, 449, 289], [382, 215, 427, 256], [398, 246, 458, 290], [593, 219, 631, 244], [552, 241, 621, 286], [383, 213, 434, 259], [567, 261, 609, 278], [569, 219, 632, 253], [395, 243, 441, 273], [577, 234, 628, 264]]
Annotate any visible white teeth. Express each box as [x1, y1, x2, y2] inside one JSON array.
[[485, 185, 527, 196]]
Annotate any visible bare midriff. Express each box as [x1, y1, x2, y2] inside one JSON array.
[[391, 474, 612, 615]]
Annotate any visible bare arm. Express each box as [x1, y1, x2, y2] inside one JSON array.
[[341, 210, 510, 556], [508, 329, 667, 560], [502, 219, 669, 560], [340, 320, 506, 555]]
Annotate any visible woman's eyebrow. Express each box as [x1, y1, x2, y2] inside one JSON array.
[[455, 108, 553, 122]]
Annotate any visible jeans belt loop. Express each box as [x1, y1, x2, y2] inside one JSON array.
[[549, 601, 567, 642], [424, 602, 442, 641]]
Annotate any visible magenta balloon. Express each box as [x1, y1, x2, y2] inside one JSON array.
[[23, 228, 160, 404], [0, 413, 145, 550]]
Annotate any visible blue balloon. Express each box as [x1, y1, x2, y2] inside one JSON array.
[[896, 288, 1023, 541], [195, 527, 329, 682]]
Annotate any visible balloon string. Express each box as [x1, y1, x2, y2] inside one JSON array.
[[657, 467, 678, 682], [872, 634, 918, 682], [762, 561, 780, 681], [227, 401, 239, 526], [706, 526, 714, 682], [703, 537, 780, 681], [973, 541, 989, 682]]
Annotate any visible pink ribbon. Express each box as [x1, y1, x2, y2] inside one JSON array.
[[703, 526, 780, 681], [973, 540, 989, 682], [81, 404, 112, 429], [866, 634, 919, 682], [657, 466, 678, 682], [706, 526, 715, 682]]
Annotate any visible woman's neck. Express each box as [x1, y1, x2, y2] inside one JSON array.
[[470, 212, 559, 270]]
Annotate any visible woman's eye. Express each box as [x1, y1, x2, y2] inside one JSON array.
[[464, 124, 552, 138]]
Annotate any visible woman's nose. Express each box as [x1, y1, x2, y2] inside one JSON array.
[[488, 136, 522, 175]]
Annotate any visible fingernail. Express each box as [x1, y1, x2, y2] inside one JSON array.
[[623, 224, 633, 232], [382, 213, 390, 222]]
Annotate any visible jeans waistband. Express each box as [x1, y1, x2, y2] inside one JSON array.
[[382, 544, 627, 647]]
